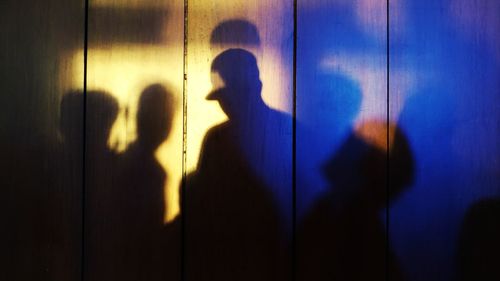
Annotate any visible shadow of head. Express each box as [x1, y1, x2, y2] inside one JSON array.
[[207, 48, 263, 119], [210, 19, 261, 47], [60, 90, 118, 149], [323, 121, 414, 207], [136, 84, 174, 151]]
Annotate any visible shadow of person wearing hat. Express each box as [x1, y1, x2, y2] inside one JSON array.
[[183, 48, 289, 281]]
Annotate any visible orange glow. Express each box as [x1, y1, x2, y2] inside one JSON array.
[[354, 120, 396, 152]]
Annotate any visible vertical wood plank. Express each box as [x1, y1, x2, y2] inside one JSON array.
[[296, 0, 393, 280], [184, 1, 294, 280], [0, 0, 85, 280], [85, 0, 184, 280], [389, 0, 500, 280]]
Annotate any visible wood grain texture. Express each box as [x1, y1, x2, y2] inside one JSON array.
[[2, 1, 498, 280], [0, 0, 84, 280], [296, 0, 393, 280], [85, 0, 184, 280], [184, 1, 293, 280], [388, 1, 500, 280]]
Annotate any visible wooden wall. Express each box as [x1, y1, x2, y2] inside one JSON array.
[[1, 0, 84, 280], [1, 0, 498, 281]]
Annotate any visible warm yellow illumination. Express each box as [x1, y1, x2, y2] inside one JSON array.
[[185, 46, 291, 172], [186, 0, 294, 172], [70, 44, 290, 223], [69, 0, 293, 223], [71, 47, 184, 222]]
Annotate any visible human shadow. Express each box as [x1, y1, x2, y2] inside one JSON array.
[[59, 90, 122, 281], [77, 91, 122, 281], [1, 2, 175, 280], [297, 120, 414, 281], [117, 84, 175, 281], [182, 48, 288, 281], [56, 92, 86, 280], [457, 198, 500, 281], [60, 86, 178, 281], [209, 20, 293, 226], [210, 19, 261, 46]]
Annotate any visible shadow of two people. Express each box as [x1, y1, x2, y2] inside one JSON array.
[[59, 84, 173, 281], [186, 47, 418, 281]]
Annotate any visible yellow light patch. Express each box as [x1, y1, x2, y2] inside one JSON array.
[[70, 44, 290, 222], [71, 46, 184, 222]]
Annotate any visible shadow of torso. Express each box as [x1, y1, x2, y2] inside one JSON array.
[[184, 122, 286, 281]]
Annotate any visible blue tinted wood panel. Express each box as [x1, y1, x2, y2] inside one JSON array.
[[296, 1, 394, 280], [389, 1, 500, 280], [184, 1, 293, 280]]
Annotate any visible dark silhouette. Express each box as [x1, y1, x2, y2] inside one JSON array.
[[297, 121, 414, 281], [26, 90, 121, 281], [457, 198, 500, 281], [1, 3, 172, 280], [118, 84, 175, 281], [59, 86, 179, 281], [84, 91, 120, 281], [76, 91, 121, 281], [209, 20, 293, 224], [210, 19, 261, 46], [60, 92, 85, 154], [183, 49, 288, 281], [56, 92, 86, 280]]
